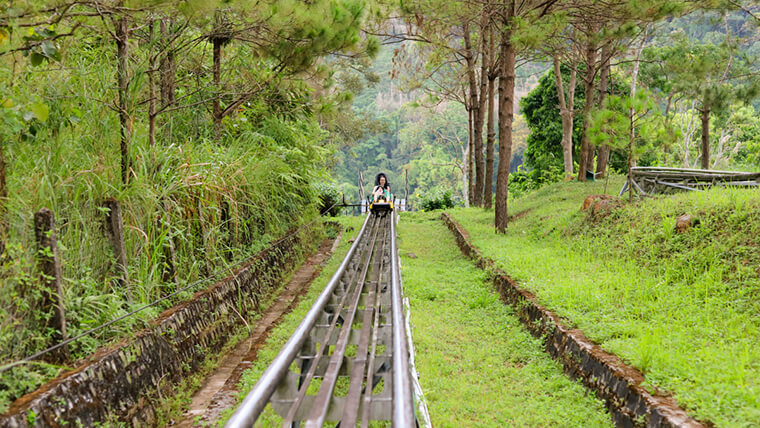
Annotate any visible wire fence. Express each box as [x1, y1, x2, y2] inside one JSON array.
[[0, 202, 338, 375]]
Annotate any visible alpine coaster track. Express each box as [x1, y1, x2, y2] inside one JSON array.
[[225, 211, 416, 427]]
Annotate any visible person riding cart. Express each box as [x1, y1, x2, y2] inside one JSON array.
[[369, 172, 394, 214], [372, 172, 391, 202]]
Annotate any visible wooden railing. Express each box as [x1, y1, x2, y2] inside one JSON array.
[[620, 167, 760, 196]]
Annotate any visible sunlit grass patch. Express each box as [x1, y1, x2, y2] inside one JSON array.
[[399, 212, 611, 427], [449, 178, 760, 426]]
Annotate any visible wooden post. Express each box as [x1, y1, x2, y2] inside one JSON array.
[[34, 208, 68, 362], [404, 169, 409, 212], [358, 171, 365, 214], [114, 16, 132, 185], [160, 199, 178, 285], [103, 198, 132, 301], [221, 199, 233, 261]]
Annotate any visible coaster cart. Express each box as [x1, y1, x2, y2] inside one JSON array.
[[368, 194, 394, 216]]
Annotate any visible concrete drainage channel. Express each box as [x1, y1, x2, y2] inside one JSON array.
[[0, 224, 330, 428], [441, 213, 706, 428]]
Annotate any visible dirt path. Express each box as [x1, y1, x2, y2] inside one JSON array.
[[175, 233, 341, 427]]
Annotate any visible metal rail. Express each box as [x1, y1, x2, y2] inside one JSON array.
[[390, 212, 415, 426], [225, 211, 415, 427]]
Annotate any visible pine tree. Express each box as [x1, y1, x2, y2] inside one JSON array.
[[640, 33, 760, 169]]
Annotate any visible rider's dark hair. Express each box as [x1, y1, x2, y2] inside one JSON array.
[[375, 172, 390, 189]]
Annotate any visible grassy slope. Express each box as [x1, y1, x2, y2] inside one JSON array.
[[448, 177, 760, 427], [398, 213, 611, 427]]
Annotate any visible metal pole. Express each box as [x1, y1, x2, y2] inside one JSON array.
[[390, 213, 415, 426]]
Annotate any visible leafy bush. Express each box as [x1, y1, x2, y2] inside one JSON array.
[[418, 187, 459, 211], [509, 164, 564, 198], [315, 182, 342, 217]]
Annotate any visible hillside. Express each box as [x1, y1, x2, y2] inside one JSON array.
[[447, 179, 760, 426]]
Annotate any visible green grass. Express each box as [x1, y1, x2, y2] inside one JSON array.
[[398, 212, 611, 427], [447, 176, 760, 427], [228, 215, 367, 427], [229, 213, 611, 427]]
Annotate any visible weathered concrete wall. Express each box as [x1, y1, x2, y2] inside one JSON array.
[[441, 213, 706, 428], [1, 226, 320, 428]]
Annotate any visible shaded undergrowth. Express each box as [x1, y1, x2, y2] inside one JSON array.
[[0, 121, 330, 411]]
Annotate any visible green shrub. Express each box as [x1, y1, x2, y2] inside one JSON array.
[[509, 164, 564, 198], [418, 187, 459, 211], [314, 182, 342, 217]]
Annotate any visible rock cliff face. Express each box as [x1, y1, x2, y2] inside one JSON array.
[[1, 227, 316, 428]]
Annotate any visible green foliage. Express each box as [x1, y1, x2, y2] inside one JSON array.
[[334, 92, 481, 205], [0, 0, 373, 409], [417, 187, 459, 211], [521, 65, 629, 175], [508, 164, 564, 198], [641, 31, 760, 116], [589, 89, 678, 171], [520, 64, 586, 174], [0, 363, 61, 413], [638, 30, 760, 166], [0, 108, 330, 406], [20, 27, 62, 67], [314, 182, 342, 217]]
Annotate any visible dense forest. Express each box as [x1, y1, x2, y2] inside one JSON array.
[[0, 0, 378, 409], [2, 0, 760, 420], [333, 5, 760, 209]]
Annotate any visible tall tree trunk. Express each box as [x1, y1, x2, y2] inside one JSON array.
[[484, 74, 496, 209], [473, 13, 489, 207], [148, 21, 157, 147], [159, 18, 176, 106], [596, 44, 611, 177], [577, 35, 597, 182], [628, 31, 646, 201], [462, 146, 470, 204], [700, 107, 710, 169], [463, 23, 479, 206], [495, 1, 515, 233], [467, 106, 474, 205], [465, 14, 490, 207], [0, 142, 6, 257], [553, 56, 576, 179], [212, 36, 223, 141], [115, 16, 132, 185]]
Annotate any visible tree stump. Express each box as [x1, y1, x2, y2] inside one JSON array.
[[675, 214, 699, 234]]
